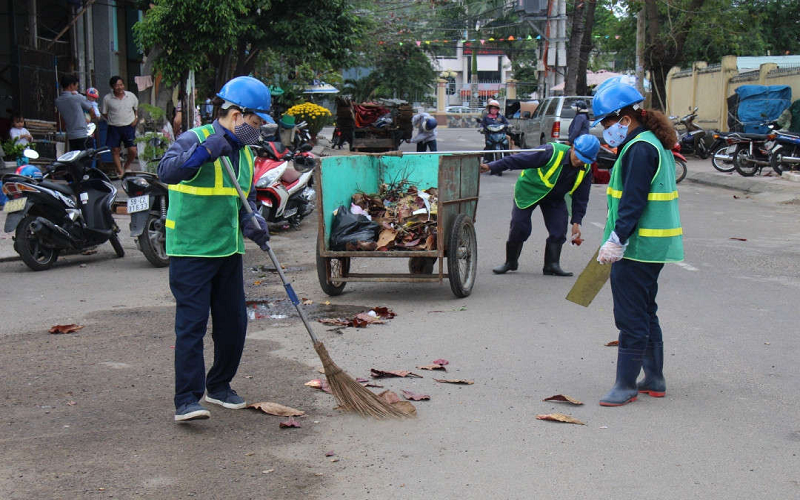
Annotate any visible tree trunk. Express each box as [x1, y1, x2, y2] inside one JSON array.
[[565, 0, 585, 95], [575, 0, 597, 96]]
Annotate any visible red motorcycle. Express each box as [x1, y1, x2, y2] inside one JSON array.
[[595, 142, 687, 183], [252, 140, 316, 228]]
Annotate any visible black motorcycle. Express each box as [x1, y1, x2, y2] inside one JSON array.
[[673, 107, 712, 159], [709, 131, 735, 173], [729, 131, 773, 177], [121, 171, 169, 267], [1, 147, 124, 271]]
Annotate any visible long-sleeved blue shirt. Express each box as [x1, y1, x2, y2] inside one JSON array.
[[568, 112, 590, 144], [610, 126, 661, 244], [487, 143, 592, 225], [158, 120, 258, 220], [481, 113, 509, 129]]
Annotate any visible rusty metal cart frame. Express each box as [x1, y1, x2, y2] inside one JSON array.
[[315, 152, 481, 298]]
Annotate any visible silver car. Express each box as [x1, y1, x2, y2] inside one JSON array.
[[508, 96, 604, 148]]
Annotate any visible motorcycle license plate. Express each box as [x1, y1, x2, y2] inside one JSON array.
[[726, 145, 737, 153], [3, 198, 25, 213], [127, 195, 150, 214]]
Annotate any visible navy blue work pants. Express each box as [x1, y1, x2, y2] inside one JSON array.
[[610, 258, 664, 352], [416, 140, 437, 152], [508, 197, 568, 245], [169, 254, 248, 408]]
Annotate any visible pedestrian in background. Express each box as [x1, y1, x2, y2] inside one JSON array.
[[102, 76, 139, 178], [158, 76, 272, 423], [481, 134, 600, 277], [9, 113, 33, 146], [592, 82, 684, 407], [55, 74, 95, 152], [567, 100, 590, 145], [410, 111, 438, 152]]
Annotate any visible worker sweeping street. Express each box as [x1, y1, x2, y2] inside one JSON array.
[[157, 76, 272, 422], [480, 134, 601, 277], [591, 82, 684, 407]]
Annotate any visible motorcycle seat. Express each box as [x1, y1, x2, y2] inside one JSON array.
[[729, 132, 768, 140], [39, 180, 75, 197]]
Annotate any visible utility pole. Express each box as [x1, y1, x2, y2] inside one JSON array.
[[635, 4, 646, 95]]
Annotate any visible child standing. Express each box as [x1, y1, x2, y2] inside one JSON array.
[[9, 113, 33, 146]]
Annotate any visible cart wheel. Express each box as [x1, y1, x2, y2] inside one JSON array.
[[408, 257, 436, 274], [447, 214, 477, 298], [316, 237, 350, 296]]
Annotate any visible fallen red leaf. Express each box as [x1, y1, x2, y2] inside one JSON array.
[[279, 418, 302, 428], [536, 413, 585, 425], [370, 369, 422, 379], [432, 359, 449, 366], [49, 324, 84, 334], [371, 306, 396, 319], [325, 451, 335, 457], [605, 340, 619, 347], [377, 390, 402, 404], [729, 237, 747, 241], [543, 394, 583, 405], [304, 379, 332, 393], [417, 364, 446, 371], [401, 390, 430, 401], [433, 378, 474, 385], [571, 237, 584, 246]]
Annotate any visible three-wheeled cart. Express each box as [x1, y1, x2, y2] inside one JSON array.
[[315, 152, 480, 297]]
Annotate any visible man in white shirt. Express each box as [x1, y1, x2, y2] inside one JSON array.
[[101, 75, 139, 177]]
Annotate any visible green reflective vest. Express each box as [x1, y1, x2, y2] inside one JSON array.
[[513, 142, 590, 209], [603, 130, 684, 263], [165, 124, 254, 257]]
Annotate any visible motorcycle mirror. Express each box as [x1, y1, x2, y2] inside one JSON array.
[[23, 148, 40, 160], [299, 143, 313, 152], [87, 123, 97, 136]]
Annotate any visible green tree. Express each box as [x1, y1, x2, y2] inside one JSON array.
[[371, 44, 437, 101]]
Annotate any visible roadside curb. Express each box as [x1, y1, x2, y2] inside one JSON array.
[[686, 171, 800, 198]]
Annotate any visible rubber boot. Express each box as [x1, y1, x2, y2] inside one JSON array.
[[542, 241, 573, 276], [600, 348, 644, 406], [637, 342, 666, 397], [493, 241, 523, 274]]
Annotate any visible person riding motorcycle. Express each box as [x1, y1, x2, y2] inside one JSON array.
[[480, 99, 510, 173]]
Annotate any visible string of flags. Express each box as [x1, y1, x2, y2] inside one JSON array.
[[377, 34, 623, 46]]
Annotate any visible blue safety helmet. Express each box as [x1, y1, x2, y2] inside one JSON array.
[[16, 165, 43, 180], [572, 134, 601, 164], [591, 82, 644, 126], [217, 76, 272, 113], [423, 117, 438, 131]]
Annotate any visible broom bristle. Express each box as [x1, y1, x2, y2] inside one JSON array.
[[314, 341, 410, 419]]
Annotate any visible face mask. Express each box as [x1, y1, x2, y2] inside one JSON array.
[[234, 119, 261, 145], [603, 120, 629, 147]]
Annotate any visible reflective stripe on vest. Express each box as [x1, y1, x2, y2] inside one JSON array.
[[607, 187, 679, 202], [514, 143, 588, 209], [535, 151, 564, 188]]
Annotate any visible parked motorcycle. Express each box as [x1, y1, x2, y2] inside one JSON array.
[[728, 131, 773, 177], [709, 131, 735, 172], [1, 146, 124, 271], [766, 126, 800, 175], [673, 107, 713, 159], [121, 171, 169, 267], [595, 143, 688, 183], [252, 130, 316, 229]]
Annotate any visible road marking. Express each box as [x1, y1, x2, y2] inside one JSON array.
[[590, 222, 604, 229], [675, 262, 699, 272]]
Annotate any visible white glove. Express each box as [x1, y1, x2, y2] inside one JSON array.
[[597, 231, 628, 264]]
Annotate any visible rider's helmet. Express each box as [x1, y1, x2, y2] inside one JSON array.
[[217, 76, 272, 113], [591, 82, 644, 126], [572, 134, 601, 164], [86, 87, 99, 99], [423, 116, 438, 131], [15, 165, 43, 181], [571, 99, 589, 113], [487, 99, 501, 110]]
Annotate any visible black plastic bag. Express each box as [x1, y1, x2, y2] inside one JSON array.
[[330, 205, 380, 251]]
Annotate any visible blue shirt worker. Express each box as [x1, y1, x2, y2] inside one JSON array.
[[592, 82, 683, 407], [480, 134, 601, 277], [410, 112, 438, 152], [567, 99, 590, 144], [158, 76, 272, 423]]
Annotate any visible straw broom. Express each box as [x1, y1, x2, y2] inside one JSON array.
[[221, 157, 408, 418]]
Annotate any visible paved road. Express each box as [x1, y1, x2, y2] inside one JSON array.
[[1, 128, 799, 498]]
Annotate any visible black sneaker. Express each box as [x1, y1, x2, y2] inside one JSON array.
[[174, 402, 211, 422], [205, 389, 246, 409]]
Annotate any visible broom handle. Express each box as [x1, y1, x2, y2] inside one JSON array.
[[220, 156, 320, 344]]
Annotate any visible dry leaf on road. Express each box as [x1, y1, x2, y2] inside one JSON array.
[[434, 378, 474, 385], [432, 359, 449, 366], [417, 364, 446, 371], [377, 390, 402, 404], [605, 340, 619, 347], [302, 298, 313, 305], [248, 402, 305, 416], [401, 390, 430, 401], [370, 369, 423, 379], [543, 394, 583, 405], [536, 413, 585, 425], [305, 379, 332, 393], [49, 324, 84, 334], [279, 418, 302, 428]]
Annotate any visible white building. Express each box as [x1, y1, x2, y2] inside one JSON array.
[[430, 42, 514, 106]]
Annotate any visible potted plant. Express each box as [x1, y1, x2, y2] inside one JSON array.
[[285, 102, 333, 143], [135, 103, 172, 173], [1, 140, 35, 169]]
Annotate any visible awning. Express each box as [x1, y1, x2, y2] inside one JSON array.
[[303, 83, 340, 94]]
